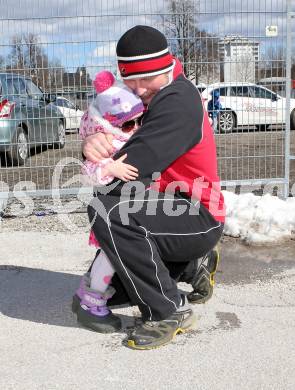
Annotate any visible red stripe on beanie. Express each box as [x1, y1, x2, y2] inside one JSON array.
[[118, 53, 173, 77]]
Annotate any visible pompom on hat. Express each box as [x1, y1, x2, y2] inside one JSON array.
[[116, 25, 174, 79], [93, 71, 115, 93], [92, 70, 144, 126]]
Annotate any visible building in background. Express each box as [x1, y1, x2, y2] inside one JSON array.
[[54, 66, 92, 98], [219, 35, 260, 83]]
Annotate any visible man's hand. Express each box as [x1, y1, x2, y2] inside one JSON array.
[[82, 133, 114, 162], [107, 154, 138, 182]]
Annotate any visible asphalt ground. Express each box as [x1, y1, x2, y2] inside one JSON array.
[[0, 215, 295, 390]]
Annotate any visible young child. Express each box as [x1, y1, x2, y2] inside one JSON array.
[[73, 71, 144, 332]]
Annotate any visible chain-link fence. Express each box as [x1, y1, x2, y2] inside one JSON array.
[[0, 0, 294, 211]]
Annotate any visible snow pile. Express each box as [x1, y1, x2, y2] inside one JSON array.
[[223, 191, 295, 243]]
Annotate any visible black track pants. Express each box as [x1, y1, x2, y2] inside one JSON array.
[[88, 190, 223, 321]]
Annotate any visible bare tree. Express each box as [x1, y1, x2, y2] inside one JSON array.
[[24, 33, 50, 89], [163, 0, 219, 83], [6, 33, 55, 90], [259, 46, 285, 79], [0, 55, 5, 71], [8, 35, 26, 74], [235, 54, 256, 82], [47, 58, 65, 91]]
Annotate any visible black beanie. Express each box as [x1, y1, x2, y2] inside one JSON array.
[[116, 25, 174, 79]]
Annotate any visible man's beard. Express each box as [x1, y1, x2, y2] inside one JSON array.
[[141, 91, 156, 105]]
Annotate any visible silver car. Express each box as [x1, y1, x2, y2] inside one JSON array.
[[0, 73, 65, 165]]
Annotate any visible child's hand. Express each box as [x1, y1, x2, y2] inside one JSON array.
[[107, 154, 138, 182], [82, 133, 114, 161]]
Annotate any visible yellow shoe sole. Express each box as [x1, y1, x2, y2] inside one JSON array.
[[209, 247, 220, 287], [126, 316, 197, 350]]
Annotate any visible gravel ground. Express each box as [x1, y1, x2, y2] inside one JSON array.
[[1, 127, 295, 220], [1, 128, 295, 193], [1, 209, 90, 233]]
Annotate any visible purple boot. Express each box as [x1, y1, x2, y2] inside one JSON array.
[[77, 286, 122, 333], [71, 273, 90, 314]]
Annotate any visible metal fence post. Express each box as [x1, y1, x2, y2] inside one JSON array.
[[284, 0, 293, 198]]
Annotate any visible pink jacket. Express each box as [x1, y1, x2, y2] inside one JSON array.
[[79, 102, 133, 185]]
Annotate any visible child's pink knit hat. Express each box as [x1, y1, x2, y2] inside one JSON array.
[[93, 70, 144, 127]]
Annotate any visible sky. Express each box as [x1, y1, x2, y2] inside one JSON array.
[[0, 0, 294, 79]]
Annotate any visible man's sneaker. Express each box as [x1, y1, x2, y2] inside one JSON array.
[[126, 296, 196, 350], [187, 248, 220, 304], [77, 286, 122, 333], [71, 273, 90, 314]]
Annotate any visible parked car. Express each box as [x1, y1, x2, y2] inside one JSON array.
[[53, 96, 84, 132], [0, 73, 66, 165], [201, 82, 295, 133]]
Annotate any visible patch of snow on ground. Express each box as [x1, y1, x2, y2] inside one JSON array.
[[223, 191, 295, 243]]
